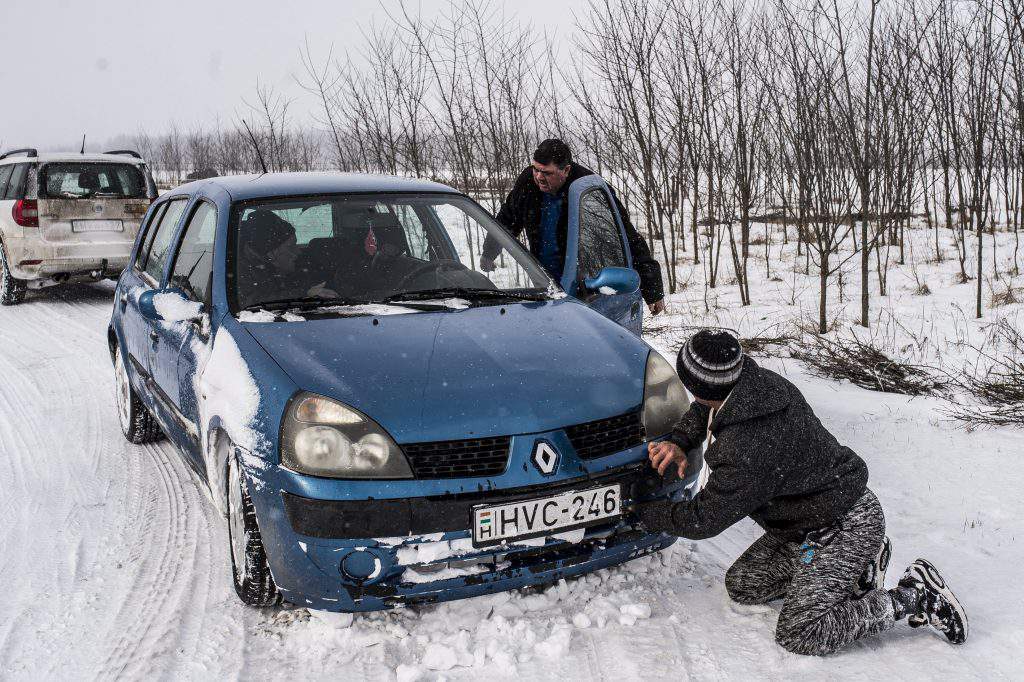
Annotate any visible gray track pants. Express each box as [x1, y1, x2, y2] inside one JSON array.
[[724, 489, 896, 656]]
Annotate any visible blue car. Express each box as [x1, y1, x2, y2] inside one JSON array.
[[108, 172, 699, 612]]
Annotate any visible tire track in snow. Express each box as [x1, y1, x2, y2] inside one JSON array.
[[0, 284, 243, 680]]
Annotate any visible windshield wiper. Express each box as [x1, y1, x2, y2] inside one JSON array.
[[245, 295, 372, 312], [381, 287, 550, 303]]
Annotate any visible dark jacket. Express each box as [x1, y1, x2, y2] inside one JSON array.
[[636, 359, 869, 541], [482, 164, 664, 304]]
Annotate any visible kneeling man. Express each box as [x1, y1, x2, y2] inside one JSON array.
[[633, 329, 968, 656]]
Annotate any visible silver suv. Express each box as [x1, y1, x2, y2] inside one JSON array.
[[0, 148, 157, 305]]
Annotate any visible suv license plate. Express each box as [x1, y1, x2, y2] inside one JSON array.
[[472, 484, 621, 548], [72, 219, 124, 233]]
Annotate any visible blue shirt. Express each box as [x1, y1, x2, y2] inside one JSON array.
[[538, 192, 564, 280]]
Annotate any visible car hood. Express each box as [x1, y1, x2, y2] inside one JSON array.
[[242, 299, 649, 443]]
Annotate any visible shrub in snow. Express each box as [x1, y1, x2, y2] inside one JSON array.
[[791, 333, 946, 396]]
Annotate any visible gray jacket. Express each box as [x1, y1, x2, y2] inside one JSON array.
[[636, 359, 869, 541]]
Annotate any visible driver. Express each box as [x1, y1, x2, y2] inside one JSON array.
[[237, 209, 335, 307]]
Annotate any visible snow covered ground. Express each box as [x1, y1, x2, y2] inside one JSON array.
[[1, 222, 1022, 680]]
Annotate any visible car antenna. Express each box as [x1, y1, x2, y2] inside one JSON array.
[[80, 134, 86, 154], [240, 119, 269, 175]]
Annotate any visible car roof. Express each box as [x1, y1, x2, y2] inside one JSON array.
[[165, 171, 462, 202], [0, 153, 146, 165]]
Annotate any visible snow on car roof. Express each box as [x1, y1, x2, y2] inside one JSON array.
[[168, 171, 462, 202], [0, 153, 147, 164]]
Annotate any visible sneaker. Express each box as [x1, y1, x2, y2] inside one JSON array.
[[854, 536, 892, 598], [898, 559, 969, 645]]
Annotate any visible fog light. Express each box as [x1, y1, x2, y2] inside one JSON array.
[[340, 549, 382, 582]]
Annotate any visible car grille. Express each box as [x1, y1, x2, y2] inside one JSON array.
[[565, 410, 644, 460], [402, 436, 511, 478]]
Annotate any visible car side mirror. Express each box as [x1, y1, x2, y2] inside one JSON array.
[[138, 288, 205, 323], [583, 266, 640, 296]]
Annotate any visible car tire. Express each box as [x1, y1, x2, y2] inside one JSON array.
[[227, 453, 281, 607], [113, 345, 164, 444], [0, 241, 28, 306]]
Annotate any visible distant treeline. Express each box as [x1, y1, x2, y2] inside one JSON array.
[[116, 0, 1024, 329]]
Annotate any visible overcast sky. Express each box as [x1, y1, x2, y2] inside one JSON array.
[[1, 0, 585, 151]]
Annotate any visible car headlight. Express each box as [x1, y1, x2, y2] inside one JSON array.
[[281, 393, 413, 478], [642, 351, 690, 439]]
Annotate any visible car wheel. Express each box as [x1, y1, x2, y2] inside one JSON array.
[[0, 241, 28, 306], [227, 453, 281, 607], [114, 345, 164, 444]]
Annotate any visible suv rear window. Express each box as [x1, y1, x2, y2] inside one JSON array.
[[40, 163, 146, 199]]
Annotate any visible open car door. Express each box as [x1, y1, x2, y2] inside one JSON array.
[[561, 175, 644, 335]]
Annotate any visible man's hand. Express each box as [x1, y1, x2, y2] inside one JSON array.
[[308, 282, 339, 298], [648, 298, 666, 316], [648, 440, 686, 478], [480, 256, 496, 272]]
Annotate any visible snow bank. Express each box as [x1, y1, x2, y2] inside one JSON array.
[[253, 546, 677, 677]]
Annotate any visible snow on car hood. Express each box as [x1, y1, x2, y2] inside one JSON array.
[[241, 298, 649, 443]]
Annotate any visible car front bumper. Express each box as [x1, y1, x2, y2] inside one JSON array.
[[246, 451, 697, 612]]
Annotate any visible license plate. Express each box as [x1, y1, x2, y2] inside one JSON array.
[[72, 219, 124, 233], [472, 484, 621, 547]]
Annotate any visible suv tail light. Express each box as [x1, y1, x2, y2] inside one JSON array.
[[13, 199, 39, 228]]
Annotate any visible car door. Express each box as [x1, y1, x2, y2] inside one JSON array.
[[562, 175, 643, 335], [119, 198, 189, 385], [148, 200, 217, 472]]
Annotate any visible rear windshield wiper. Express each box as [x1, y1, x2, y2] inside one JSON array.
[[381, 287, 550, 303], [244, 295, 372, 312]]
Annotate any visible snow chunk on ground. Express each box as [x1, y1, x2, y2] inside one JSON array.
[[395, 664, 423, 682], [422, 643, 459, 671]]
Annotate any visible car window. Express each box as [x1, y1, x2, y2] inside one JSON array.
[[392, 204, 431, 259], [577, 189, 626, 282], [169, 202, 216, 304], [41, 162, 147, 199], [273, 204, 333, 245], [136, 202, 168, 270], [0, 166, 12, 200], [4, 164, 29, 200], [142, 198, 188, 282], [231, 193, 551, 311]]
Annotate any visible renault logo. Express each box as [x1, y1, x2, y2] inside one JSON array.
[[532, 441, 559, 476]]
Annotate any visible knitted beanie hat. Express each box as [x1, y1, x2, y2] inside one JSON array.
[[676, 329, 744, 401], [243, 209, 296, 255]]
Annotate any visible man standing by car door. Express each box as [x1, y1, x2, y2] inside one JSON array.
[[481, 139, 666, 315]]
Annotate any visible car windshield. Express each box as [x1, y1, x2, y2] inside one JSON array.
[[230, 193, 557, 312], [41, 162, 147, 199]]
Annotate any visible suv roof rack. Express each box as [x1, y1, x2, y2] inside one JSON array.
[[103, 149, 143, 159], [0, 148, 39, 160]]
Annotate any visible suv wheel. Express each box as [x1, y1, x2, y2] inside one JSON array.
[[0, 242, 27, 306], [114, 346, 164, 443], [227, 453, 281, 607]]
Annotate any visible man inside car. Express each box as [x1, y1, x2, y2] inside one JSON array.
[[236, 209, 336, 308]]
